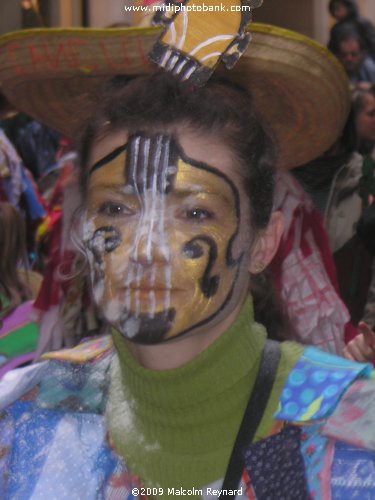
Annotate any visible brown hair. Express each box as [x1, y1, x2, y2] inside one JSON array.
[[0, 203, 32, 315], [80, 73, 276, 230], [79, 72, 292, 340], [328, 0, 358, 19]]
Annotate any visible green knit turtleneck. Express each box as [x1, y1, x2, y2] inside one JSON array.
[[106, 299, 302, 497]]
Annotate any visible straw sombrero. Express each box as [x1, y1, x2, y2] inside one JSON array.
[[0, 23, 350, 169]]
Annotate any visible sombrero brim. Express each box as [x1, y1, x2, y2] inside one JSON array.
[[0, 24, 350, 169]]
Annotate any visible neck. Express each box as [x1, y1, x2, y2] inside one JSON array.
[[125, 298, 246, 370], [108, 297, 270, 493]]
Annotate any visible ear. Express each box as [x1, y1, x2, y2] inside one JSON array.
[[248, 211, 284, 274]]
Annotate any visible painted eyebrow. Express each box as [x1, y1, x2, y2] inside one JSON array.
[[172, 188, 233, 205], [89, 143, 127, 175], [88, 184, 133, 194]]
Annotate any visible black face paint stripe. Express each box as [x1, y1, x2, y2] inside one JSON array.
[[118, 308, 176, 345], [178, 149, 242, 267], [183, 236, 220, 298], [89, 144, 127, 175]]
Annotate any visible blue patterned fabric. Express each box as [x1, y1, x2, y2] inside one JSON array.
[[331, 441, 375, 499], [243, 426, 309, 499], [0, 410, 13, 495], [37, 357, 110, 413], [276, 347, 373, 422], [5, 402, 118, 500], [300, 423, 329, 500]]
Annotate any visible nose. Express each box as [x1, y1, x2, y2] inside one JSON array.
[[130, 233, 170, 267]]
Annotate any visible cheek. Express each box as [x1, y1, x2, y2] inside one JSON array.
[[83, 220, 128, 297], [102, 244, 130, 284]]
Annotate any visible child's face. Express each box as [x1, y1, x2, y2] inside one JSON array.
[[84, 128, 253, 344]]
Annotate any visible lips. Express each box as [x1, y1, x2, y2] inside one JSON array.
[[128, 285, 173, 292], [119, 285, 182, 303], [119, 282, 181, 293]]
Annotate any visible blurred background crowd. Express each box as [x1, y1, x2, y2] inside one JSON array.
[[1, 0, 375, 376]]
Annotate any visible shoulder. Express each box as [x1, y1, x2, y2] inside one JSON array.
[[0, 336, 123, 498], [357, 17, 375, 36], [40, 334, 114, 364], [333, 152, 363, 186], [0, 335, 114, 412], [0, 337, 122, 499], [361, 56, 375, 76], [276, 346, 374, 435], [250, 347, 375, 498], [292, 349, 375, 497]]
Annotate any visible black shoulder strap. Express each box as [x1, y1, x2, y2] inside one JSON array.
[[220, 339, 281, 497]]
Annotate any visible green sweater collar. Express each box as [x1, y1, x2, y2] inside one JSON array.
[[107, 299, 266, 493]]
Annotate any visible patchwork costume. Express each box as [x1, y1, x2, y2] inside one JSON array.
[[1, 301, 374, 499], [0, 5, 368, 500]]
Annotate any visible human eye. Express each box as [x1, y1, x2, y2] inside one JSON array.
[[97, 201, 133, 217], [180, 207, 214, 222]]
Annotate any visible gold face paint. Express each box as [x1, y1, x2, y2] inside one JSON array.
[[85, 133, 249, 344]]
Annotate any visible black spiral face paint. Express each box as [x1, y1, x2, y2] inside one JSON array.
[[85, 226, 121, 303], [182, 236, 220, 298], [85, 132, 249, 344], [87, 226, 122, 256]]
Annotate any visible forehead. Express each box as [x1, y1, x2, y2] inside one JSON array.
[[89, 128, 239, 183], [333, 2, 347, 11], [340, 38, 361, 52], [88, 152, 236, 210]]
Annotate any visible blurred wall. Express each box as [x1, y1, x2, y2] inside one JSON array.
[[359, 0, 375, 24], [0, 0, 22, 35], [255, 0, 375, 46], [0, 0, 80, 33], [253, 0, 330, 45], [88, 0, 133, 27], [254, 0, 315, 38]]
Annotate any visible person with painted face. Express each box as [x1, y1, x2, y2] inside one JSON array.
[[0, 19, 374, 500]]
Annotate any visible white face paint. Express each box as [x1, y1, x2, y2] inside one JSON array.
[[84, 131, 253, 345], [123, 135, 172, 321]]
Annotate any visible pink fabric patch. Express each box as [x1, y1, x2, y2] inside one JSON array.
[[0, 301, 34, 337]]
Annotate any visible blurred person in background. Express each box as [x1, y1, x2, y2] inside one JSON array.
[[32, 144, 104, 358], [329, 0, 358, 22], [329, 24, 375, 85], [0, 202, 42, 377], [0, 94, 46, 262], [0, 92, 60, 181], [293, 95, 375, 333], [328, 0, 375, 62]]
